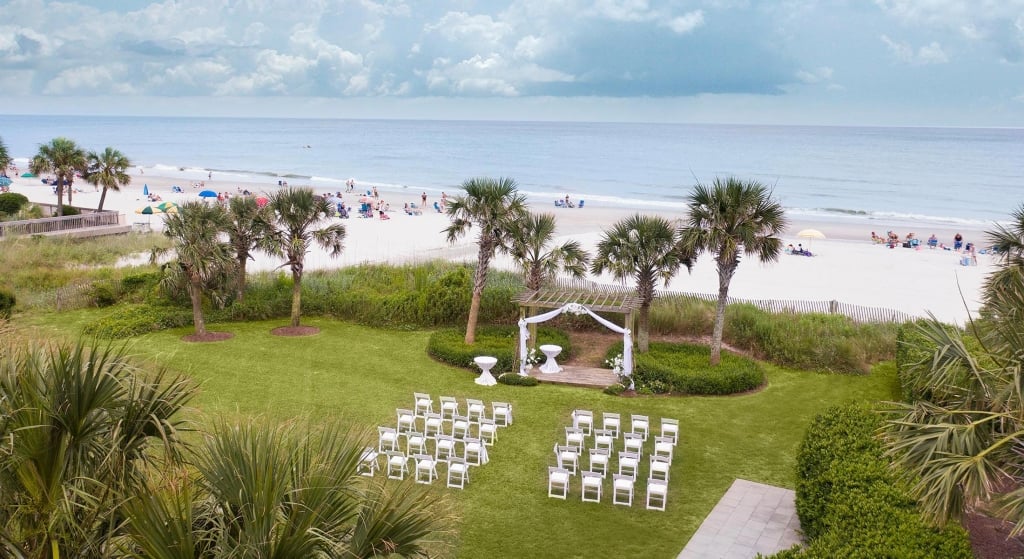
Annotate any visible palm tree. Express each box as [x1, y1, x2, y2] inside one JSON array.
[[0, 337, 195, 558], [591, 214, 693, 352], [124, 421, 450, 558], [680, 177, 787, 365], [29, 137, 87, 216], [0, 136, 10, 173], [226, 196, 274, 302], [444, 177, 528, 344], [155, 201, 235, 336], [267, 187, 345, 329], [509, 211, 589, 346], [84, 147, 132, 212]]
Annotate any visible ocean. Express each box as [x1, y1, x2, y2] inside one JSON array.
[[1, 115, 1020, 228]]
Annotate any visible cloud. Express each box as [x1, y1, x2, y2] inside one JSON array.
[[795, 66, 834, 84], [881, 35, 949, 64], [43, 64, 136, 95], [665, 10, 705, 34]]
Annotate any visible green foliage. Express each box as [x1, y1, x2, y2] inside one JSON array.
[[83, 303, 194, 338], [427, 325, 571, 374], [90, 279, 119, 307], [649, 295, 716, 335], [0, 192, 29, 216], [60, 204, 81, 215], [605, 341, 763, 395], [0, 287, 14, 319], [774, 404, 972, 558], [724, 304, 897, 373], [497, 372, 539, 386], [603, 383, 626, 396]]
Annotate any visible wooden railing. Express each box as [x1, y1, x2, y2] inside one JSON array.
[[0, 211, 122, 237]]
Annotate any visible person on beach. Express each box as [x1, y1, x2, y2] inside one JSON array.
[[564, 195, 575, 208], [954, 233, 963, 251], [786, 244, 794, 254], [208, 171, 212, 180], [421, 192, 427, 208], [928, 234, 938, 248], [441, 192, 447, 210]]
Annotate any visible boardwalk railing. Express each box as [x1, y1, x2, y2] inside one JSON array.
[[0, 211, 122, 237]]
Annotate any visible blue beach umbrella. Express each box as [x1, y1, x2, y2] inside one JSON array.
[[143, 184, 149, 195], [198, 190, 218, 198]]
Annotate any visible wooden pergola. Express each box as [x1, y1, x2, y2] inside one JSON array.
[[513, 279, 642, 338]]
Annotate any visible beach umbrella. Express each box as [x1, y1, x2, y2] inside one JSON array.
[[142, 184, 149, 196], [20, 172, 35, 178], [256, 196, 269, 207], [797, 229, 826, 240], [0, 177, 11, 187], [135, 205, 159, 215], [156, 201, 179, 213], [198, 190, 217, 198]]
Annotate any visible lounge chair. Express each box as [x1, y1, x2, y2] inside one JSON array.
[[578, 200, 585, 208]]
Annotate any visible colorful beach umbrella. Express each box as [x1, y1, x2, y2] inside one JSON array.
[[135, 205, 159, 215], [256, 196, 269, 207], [198, 190, 218, 198], [142, 184, 149, 195], [156, 202, 179, 213]]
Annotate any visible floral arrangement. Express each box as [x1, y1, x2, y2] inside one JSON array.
[[604, 353, 624, 375], [524, 347, 544, 367]]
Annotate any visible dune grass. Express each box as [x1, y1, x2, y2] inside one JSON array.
[[20, 313, 898, 558]]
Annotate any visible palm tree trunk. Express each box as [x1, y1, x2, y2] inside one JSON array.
[[97, 187, 108, 211], [236, 255, 248, 302], [638, 303, 650, 352], [464, 249, 492, 345], [189, 280, 206, 335], [290, 269, 303, 328], [711, 259, 737, 366], [56, 177, 65, 216]]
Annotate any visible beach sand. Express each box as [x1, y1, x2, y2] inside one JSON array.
[[5, 168, 994, 325]]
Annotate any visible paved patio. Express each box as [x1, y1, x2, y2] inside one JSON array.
[[678, 479, 803, 559]]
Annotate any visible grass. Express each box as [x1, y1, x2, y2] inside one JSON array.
[[19, 312, 899, 558]]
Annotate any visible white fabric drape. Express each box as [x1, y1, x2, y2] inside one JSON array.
[[517, 303, 633, 385]]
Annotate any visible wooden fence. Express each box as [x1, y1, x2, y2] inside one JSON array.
[[0, 211, 122, 237]]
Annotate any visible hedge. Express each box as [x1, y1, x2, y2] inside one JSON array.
[[0, 287, 15, 319], [497, 373, 539, 387], [0, 192, 29, 217], [768, 404, 972, 558], [427, 325, 571, 375], [604, 341, 764, 395]]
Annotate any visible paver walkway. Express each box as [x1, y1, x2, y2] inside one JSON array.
[[677, 479, 803, 559]]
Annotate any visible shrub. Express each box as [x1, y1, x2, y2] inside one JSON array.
[[0, 192, 29, 216], [427, 325, 571, 374], [90, 280, 119, 307], [60, 205, 81, 216], [771, 404, 973, 558], [0, 287, 15, 319], [603, 383, 626, 396], [604, 341, 763, 395], [83, 304, 194, 339], [497, 373, 539, 387]]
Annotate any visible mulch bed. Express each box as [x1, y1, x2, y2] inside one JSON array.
[[967, 513, 1024, 559], [181, 331, 234, 343], [271, 325, 321, 337]]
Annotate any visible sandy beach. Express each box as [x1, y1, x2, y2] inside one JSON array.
[[5, 167, 995, 325]]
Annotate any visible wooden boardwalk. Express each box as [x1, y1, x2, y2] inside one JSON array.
[[528, 364, 618, 389]]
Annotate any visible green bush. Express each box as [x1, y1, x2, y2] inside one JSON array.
[[604, 341, 764, 395], [83, 304, 194, 339], [427, 325, 571, 375], [90, 280, 119, 307], [771, 404, 972, 558], [497, 373, 539, 386], [603, 383, 626, 396], [0, 287, 15, 319], [0, 192, 29, 216], [60, 205, 81, 216]]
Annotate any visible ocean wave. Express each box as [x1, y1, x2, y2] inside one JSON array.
[[787, 206, 995, 227]]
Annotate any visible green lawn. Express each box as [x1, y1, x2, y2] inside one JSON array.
[[21, 313, 899, 558]]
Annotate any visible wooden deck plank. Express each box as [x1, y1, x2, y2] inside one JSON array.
[[527, 365, 618, 389]]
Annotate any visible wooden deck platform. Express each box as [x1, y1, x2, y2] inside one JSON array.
[[528, 364, 618, 389]]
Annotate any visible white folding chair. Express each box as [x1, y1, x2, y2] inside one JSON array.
[[581, 470, 603, 503], [630, 414, 649, 441], [612, 473, 634, 506], [573, 409, 594, 435], [405, 431, 427, 455], [589, 447, 610, 478], [603, 412, 621, 438], [623, 433, 643, 456], [385, 451, 408, 480], [413, 392, 433, 417], [618, 451, 639, 480], [565, 427, 585, 449], [378, 426, 399, 453], [447, 457, 469, 489], [650, 455, 671, 482], [396, 408, 417, 434], [451, 414, 472, 439], [358, 447, 379, 477], [647, 478, 668, 511], [463, 437, 485, 466], [466, 398, 486, 422], [660, 418, 679, 445], [423, 413, 444, 439], [439, 396, 459, 420], [654, 436, 674, 462], [413, 453, 438, 484], [492, 401, 513, 426], [554, 444, 579, 475], [435, 434, 456, 463], [478, 417, 497, 446], [594, 429, 615, 452], [548, 466, 570, 499]]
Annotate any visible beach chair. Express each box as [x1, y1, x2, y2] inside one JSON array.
[[578, 200, 585, 208], [554, 199, 564, 207], [434, 201, 442, 213]]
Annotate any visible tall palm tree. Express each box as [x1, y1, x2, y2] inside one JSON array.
[[509, 211, 589, 346], [155, 201, 235, 336], [85, 147, 132, 212], [226, 196, 274, 302], [0, 136, 10, 173], [267, 187, 345, 328], [0, 337, 195, 558], [124, 421, 450, 558], [444, 177, 528, 344], [680, 177, 787, 365], [591, 214, 693, 352], [29, 137, 87, 216]]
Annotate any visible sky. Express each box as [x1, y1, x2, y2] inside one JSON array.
[[0, 0, 1022, 126]]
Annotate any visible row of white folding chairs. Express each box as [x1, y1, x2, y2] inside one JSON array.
[[379, 426, 495, 457], [385, 411, 500, 446], [413, 393, 513, 425], [360, 445, 481, 488], [554, 444, 672, 481], [563, 428, 675, 462], [548, 467, 668, 510], [570, 410, 678, 444]]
